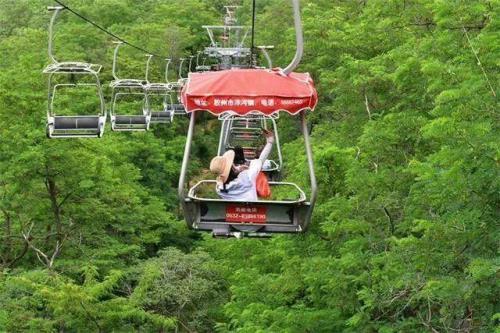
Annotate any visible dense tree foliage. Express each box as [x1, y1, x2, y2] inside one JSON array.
[[0, 0, 498, 332]]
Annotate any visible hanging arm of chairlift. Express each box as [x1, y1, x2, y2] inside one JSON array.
[[282, 0, 303, 75], [258, 46, 274, 69], [47, 6, 64, 64]]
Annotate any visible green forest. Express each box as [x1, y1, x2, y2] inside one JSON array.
[[0, 0, 498, 331]]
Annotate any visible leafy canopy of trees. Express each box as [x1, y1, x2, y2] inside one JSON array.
[[0, 0, 498, 332]]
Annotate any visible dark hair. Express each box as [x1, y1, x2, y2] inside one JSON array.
[[233, 146, 246, 165], [221, 167, 238, 192]]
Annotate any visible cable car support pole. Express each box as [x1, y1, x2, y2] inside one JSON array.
[[301, 111, 317, 231], [178, 113, 196, 226], [283, 0, 303, 75], [250, 0, 256, 66]]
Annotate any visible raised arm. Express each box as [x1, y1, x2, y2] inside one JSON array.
[[258, 130, 274, 163], [248, 130, 275, 180]]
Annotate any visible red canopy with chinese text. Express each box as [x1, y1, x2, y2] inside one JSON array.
[[181, 69, 318, 116]]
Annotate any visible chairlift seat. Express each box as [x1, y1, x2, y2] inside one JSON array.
[[47, 116, 105, 138], [169, 103, 186, 115], [150, 110, 174, 123], [112, 115, 150, 131]]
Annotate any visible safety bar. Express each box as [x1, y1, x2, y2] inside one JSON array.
[[283, 0, 303, 75], [47, 73, 106, 119], [188, 180, 306, 204]]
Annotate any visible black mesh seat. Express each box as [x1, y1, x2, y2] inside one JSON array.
[[170, 104, 186, 115], [112, 115, 150, 131], [47, 116, 105, 138], [54, 116, 100, 129], [151, 110, 174, 123]]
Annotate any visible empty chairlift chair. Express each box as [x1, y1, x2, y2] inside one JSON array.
[[195, 51, 211, 72], [109, 42, 151, 131], [43, 6, 106, 139], [164, 58, 188, 115], [144, 56, 175, 124]]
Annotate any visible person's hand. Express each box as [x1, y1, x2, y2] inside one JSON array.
[[262, 129, 275, 144]]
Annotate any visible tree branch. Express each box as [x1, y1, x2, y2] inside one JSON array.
[[462, 27, 497, 98]]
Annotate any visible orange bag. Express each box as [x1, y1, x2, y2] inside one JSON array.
[[256, 172, 271, 198]]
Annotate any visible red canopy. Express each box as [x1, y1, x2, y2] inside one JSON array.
[[181, 69, 318, 116]]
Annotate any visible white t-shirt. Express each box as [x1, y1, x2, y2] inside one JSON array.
[[216, 141, 272, 201], [216, 159, 262, 201]]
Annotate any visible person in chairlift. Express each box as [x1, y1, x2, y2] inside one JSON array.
[[210, 129, 274, 201]]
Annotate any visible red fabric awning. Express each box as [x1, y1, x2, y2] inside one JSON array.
[[181, 69, 318, 116]]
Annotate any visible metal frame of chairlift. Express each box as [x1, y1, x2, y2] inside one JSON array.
[[217, 114, 283, 180], [178, 0, 317, 238], [257, 45, 274, 69], [144, 56, 175, 124], [203, 6, 251, 70], [161, 57, 188, 116], [195, 51, 211, 72], [43, 6, 106, 139], [109, 41, 151, 131]]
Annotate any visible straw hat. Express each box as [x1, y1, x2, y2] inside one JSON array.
[[210, 150, 235, 185]]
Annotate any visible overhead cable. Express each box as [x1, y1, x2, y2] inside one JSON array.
[[53, 0, 167, 58]]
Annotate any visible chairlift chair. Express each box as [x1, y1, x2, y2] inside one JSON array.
[[179, 0, 317, 238], [144, 56, 175, 124], [43, 6, 106, 139], [109, 42, 151, 131], [203, 6, 251, 70], [162, 57, 187, 115], [195, 51, 211, 72]]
